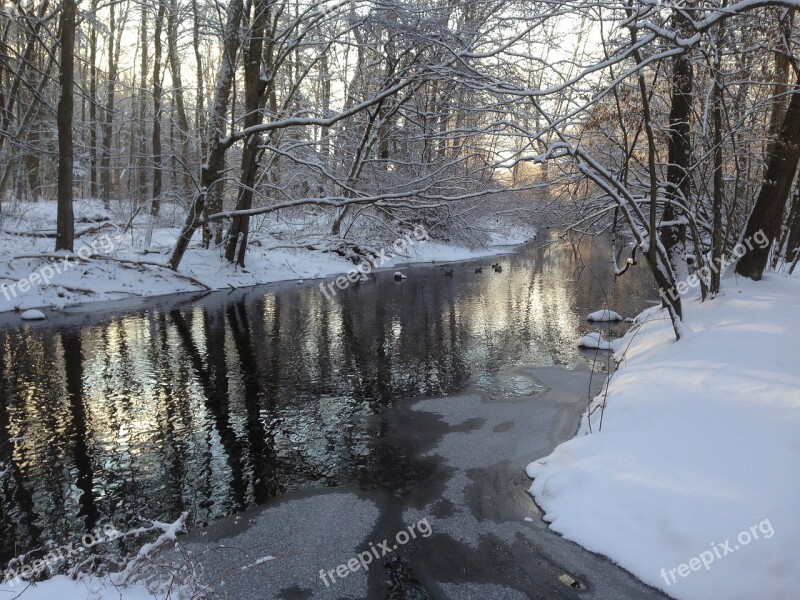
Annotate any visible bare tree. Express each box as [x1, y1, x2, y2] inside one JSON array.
[[56, 0, 78, 251]]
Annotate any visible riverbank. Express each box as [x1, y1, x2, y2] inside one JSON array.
[[0, 199, 535, 315], [527, 274, 800, 600]]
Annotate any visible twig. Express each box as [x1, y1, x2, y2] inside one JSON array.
[[3, 221, 116, 238], [88, 255, 212, 290]]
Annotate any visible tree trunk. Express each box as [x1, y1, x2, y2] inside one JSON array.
[[224, 0, 271, 266], [167, 0, 191, 193], [88, 0, 98, 199], [191, 0, 206, 157], [660, 4, 692, 270], [735, 79, 800, 280], [101, 1, 116, 210], [710, 11, 726, 294], [152, 0, 165, 217], [169, 0, 246, 270], [56, 0, 77, 251], [782, 186, 800, 267], [137, 7, 149, 206]]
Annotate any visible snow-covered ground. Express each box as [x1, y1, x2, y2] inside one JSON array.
[[0, 575, 157, 600], [0, 515, 194, 599], [0, 200, 535, 314], [528, 274, 800, 600]]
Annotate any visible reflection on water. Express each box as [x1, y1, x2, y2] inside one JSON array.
[[0, 233, 655, 561]]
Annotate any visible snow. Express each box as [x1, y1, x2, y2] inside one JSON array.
[[586, 309, 623, 321], [0, 575, 158, 600], [239, 555, 276, 571], [20, 309, 46, 320], [577, 332, 617, 350], [527, 275, 800, 600], [0, 200, 536, 314], [0, 515, 191, 599]]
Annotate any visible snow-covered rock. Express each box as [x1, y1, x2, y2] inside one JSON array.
[[577, 332, 615, 350], [586, 309, 623, 321], [20, 309, 46, 320]]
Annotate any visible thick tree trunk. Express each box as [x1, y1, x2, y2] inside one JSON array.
[[735, 80, 800, 280], [224, 0, 271, 266], [169, 0, 246, 270], [661, 5, 692, 268], [782, 187, 800, 267], [167, 0, 191, 193], [56, 0, 78, 251]]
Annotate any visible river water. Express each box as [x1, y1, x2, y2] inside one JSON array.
[[0, 233, 655, 563]]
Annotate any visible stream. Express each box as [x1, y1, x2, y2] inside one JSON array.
[[0, 232, 667, 598]]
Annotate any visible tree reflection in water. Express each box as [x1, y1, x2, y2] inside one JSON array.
[[0, 234, 654, 562]]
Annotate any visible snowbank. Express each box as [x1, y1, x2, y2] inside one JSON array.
[[0, 200, 536, 314], [0, 575, 157, 600], [527, 275, 800, 600]]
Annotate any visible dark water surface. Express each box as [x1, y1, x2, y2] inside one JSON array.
[[0, 233, 655, 562]]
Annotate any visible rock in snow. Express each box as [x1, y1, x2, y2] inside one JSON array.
[[393, 272, 407, 281], [586, 309, 623, 321], [20, 309, 46, 321]]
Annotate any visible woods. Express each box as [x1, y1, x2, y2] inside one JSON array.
[[0, 0, 799, 333]]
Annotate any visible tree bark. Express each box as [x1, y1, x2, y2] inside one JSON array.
[[152, 1, 166, 217], [169, 0, 246, 270], [782, 186, 800, 267], [224, 0, 271, 266], [660, 4, 693, 268], [167, 0, 191, 193], [711, 58, 724, 293], [191, 0, 206, 157], [101, 1, 116, 210], [137, 7, 149, 206], [89, 0, 98, 199], [56, 0, 78, 251], [735, 79, 800, 280]]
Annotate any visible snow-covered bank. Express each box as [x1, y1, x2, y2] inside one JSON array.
[[0, 200, 535, 315], [527, 275, 800, 600], [0, 575, 157, 600]]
